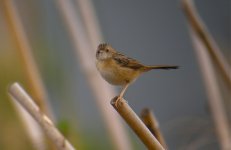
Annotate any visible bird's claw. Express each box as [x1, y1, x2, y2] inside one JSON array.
[[115, 96, 122, 108]]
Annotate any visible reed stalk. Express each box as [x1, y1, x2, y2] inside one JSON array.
[[141, 108, 167, 149], [182, 0, 231, 149], [111, 97, 165, 150], [9, 83, 76, 150], [55, 1, 132, 149]]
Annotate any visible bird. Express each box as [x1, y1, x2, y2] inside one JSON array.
[[96, 43, 178, 105]]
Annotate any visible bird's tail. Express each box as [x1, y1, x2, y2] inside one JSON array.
[[141, 65, 178, 72]]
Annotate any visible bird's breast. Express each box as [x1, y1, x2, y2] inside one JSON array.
[[96, 59, 140, 85]]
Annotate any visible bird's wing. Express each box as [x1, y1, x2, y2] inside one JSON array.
[[113, 53, 144, 70]]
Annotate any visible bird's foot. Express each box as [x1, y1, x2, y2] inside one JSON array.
[[115, 96, 122, 107]]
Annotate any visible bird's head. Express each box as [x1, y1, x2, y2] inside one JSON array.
[[96, 43, 115, 60]]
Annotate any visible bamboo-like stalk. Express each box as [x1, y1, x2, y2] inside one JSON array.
[[74, 1, 132, 148], [111, 97, 165, 150], [181, 0, 231, 89], [3, 0, 54, 120], [4, 1, 55, 149], [75, 0, 104, 48], [141, 108, 167, 149], [190, 29, 231, 150], [55, 1, 132, 150], [181, 0, 231, 149], [10, 99, 46, 150], [8, 83, 76, 150]]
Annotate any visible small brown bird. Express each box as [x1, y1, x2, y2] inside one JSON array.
[[96, 43, 178, 103]]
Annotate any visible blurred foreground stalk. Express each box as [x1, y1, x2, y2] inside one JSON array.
[[3, 0, 54, 119], [182, 0, 231, 149], [3, 1, 55, 149], [9, 83, 76, 150], [55, 0, 132, 149]]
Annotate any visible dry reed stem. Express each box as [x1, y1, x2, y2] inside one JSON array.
[[75, 1, 132, 148], [111, 97, 165, 150], [190, 29, 231, 150], [181, 0, 231, 149], [10, 99, 46, 150], [55, 1, 132, 150], [141, 108, 167, 149], [3, 0, 54, 120], [181, 0, 231, 89], [9, 83, 76, 150], [75, 0, 104, 48], [4, 1, 55, 149]]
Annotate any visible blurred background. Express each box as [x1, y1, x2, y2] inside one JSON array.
[[0, 0, 230, 149]]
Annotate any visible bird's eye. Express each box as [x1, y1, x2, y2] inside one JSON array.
[[105, 49, 109, 52]]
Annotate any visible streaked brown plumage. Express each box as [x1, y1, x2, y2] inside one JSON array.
[[96, 43, 178, 103]]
